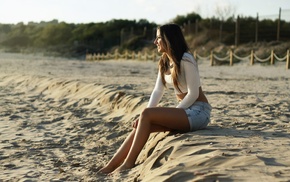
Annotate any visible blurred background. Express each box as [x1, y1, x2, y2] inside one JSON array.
[[0, 0, 289, 58]]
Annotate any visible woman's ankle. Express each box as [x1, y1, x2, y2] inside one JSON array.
[[122, 160, 135, 169]]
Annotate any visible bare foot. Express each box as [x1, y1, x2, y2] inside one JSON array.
[[97, 166, 115, 174], [112, 162, 134, 174]]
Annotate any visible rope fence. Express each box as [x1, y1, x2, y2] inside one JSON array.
[[85, 50, 158, 62], [86, 49, 290, 69]]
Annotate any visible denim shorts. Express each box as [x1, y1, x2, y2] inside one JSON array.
[[184, 101, 212, 131]]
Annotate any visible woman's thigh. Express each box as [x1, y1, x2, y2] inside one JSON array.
[[150, 124, 171, 133], [141, 107, 190, 132]]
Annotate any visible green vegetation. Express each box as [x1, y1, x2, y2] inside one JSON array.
[[0, 19, 156, 57], [0, 13, 289, 58]]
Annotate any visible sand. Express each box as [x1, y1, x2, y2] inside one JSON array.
[[0, 52, 290, 182]]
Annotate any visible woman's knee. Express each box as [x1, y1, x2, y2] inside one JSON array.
[[140, 108, 153, 122]]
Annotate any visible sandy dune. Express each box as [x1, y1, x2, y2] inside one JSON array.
[[0, 52, 290, 181]]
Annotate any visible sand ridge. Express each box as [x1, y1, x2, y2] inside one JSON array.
[[0, 53, 290, 181]]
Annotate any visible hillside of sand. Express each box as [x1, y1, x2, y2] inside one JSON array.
[[0, 52, 290, 181]]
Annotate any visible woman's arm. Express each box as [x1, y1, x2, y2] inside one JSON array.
[[147, 71, 165, 107], [176, 60, 200, 108]]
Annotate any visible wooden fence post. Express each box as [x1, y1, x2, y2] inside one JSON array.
[[210, 51, 214, 66], [93, 53, 96, 61], [132, 52, 135, 60], [85, 53, 89, 61], [102, 53, 105, 60], [125, 50, 128, 60], [193, 50, 197, 60], [277, 7, 281, 41], [250, 50, 254, 65], [153, 52, 156, 61], [286, 50, 290, 70], [235, 15, 240, 46], [229, 50, 233, 66], [270, 50, 275, 65], [144, 51, 147, 61], [97, 53, 100, 60]]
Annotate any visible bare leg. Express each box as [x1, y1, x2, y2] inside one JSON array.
[[113, 107, 189, 173], [98, 129, 136, 174], [98, 121, 171, 174]]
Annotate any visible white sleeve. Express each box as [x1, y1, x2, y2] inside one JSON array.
[[176, 61, 200, 108], [147, 71, 165, 107]]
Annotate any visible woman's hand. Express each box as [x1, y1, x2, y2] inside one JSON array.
[[132, 118, 139, 128]]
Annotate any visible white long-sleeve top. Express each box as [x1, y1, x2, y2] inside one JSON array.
[[147, 52, 201, 109]]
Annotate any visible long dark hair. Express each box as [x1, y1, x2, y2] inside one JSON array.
[[157, 23, 190, 92]]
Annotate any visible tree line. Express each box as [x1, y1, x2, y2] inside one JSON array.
[[0, 19, 157, 57], [0, 12, 289, 58]]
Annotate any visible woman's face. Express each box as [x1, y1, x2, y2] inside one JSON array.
[[154, 29, 165, 53]]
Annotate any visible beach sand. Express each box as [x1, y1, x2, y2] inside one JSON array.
[[0, 52, 290, 181]]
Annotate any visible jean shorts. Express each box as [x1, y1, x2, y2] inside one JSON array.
[[184, 101, 212, 131]]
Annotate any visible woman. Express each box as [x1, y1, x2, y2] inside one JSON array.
[[98, 23, 212, 174]]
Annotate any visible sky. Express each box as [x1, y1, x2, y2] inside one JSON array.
[[0, 0, 289, 24]]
